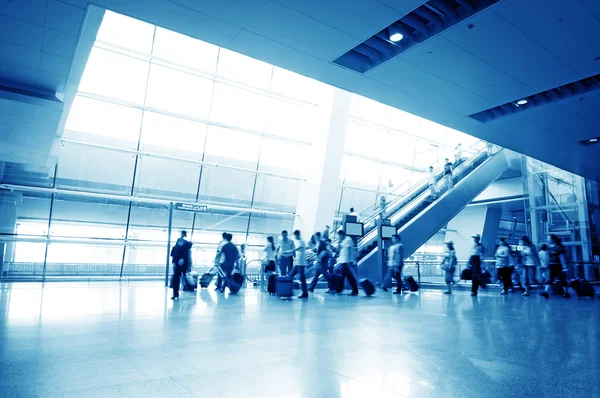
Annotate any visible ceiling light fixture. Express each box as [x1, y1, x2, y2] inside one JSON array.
[[590, 138, 598, 143], [516, 99, 528, 105], [390, 32, 404, 42]]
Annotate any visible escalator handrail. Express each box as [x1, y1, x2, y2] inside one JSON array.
[[356, 147, 500, 253], [354, 139, 488, 224]]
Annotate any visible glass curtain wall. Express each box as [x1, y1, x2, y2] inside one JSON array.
[[0, 11, 333, 280], [522, 156, 593, 278], [336, 94, 480, 222]]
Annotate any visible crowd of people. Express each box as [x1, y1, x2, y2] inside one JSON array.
[[441, 233, 572, 298]]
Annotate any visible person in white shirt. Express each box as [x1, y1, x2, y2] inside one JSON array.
[[337, 230, 359, 296], [381, 234, 404, 294], [289, 230, 308, 299], [538, 244, 549, 283], [442, 241, 457, 295], [349, 207, 360, 221]]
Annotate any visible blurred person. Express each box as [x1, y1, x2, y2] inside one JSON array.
[[442, 241, 457, 295], [380, 234, 404, 294], [454, 143, 463, 165], [289, 230, 308, 299], [322, 225, 331, 240], [538, 243, 549, 283], [263, 236, 277, 273], [428, 166, 438, 199], [337, 230, 359, 296], [519, 236, 540, 296], [444, 158, 453, 191], [277, 230, 295, 276], [540, 235, 570, 299], [378, 195, 387, 220], [349, 207, 360, 221], [469, 234, 485, 296], [238, 243, 247, 277], [214, 232, 228, 291], [217, 233, 239, 294], [495, 238, 514, 295], [309, 233, 330, 292], [170, 230, 193, 300]]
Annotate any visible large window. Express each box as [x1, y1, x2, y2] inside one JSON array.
[[1, 10, 331, 279]]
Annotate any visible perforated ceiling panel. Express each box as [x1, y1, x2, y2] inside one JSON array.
[[333, 0, 501, 73]]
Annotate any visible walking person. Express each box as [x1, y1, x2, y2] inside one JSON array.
[[289, 230, 308, 299], [217, 233, 239, 294], [454, 143, 463, 166], [170, 231, 193, 300], [380, 234, 404, 294], [277, 230, 295, 276], [428, 166, 438, 199], [540, 235, 571, 299], [442, 241, 457, 295], [378, 195, 387, 220], [469, 234, 485, 296], [495, 238, 514, 295], [349, 207, 360, 221], [263, 236, 277, 283], [519, 236, 540, 296], [538, 243, 549, 283], [444, 158, 453, 191], [309, 234, 330, 292], [214, 232, 228, 291], [337, 230, 359, 296]]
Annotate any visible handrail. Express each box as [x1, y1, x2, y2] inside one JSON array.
[[354, 140, 491, 250], [357, 140, 488, 228]]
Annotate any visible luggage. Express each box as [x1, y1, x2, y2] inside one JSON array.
[[228, 272, 244, 294], [182, 274, 197, 291], [460, 268, 473, 281], [276, 276, 294, 298], [545, 283, 565, 296], [199, 272, 214, 288], [327, 272, 344, 293], [359, 278, 375, 296], [480, 270, 492, 288], [570, 279, 595, 298], [403, 275, 419, 292], [267, 273, 277, 295]]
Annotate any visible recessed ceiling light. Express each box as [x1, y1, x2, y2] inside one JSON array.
[[390, 32, 404, 42], [590, 138, 598, 143], [516, 99, 528, 105]]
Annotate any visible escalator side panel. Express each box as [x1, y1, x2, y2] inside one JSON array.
[[357, 150, 510, 279]]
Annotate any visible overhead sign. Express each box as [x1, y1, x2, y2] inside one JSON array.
[[174, 202, 208, 212]]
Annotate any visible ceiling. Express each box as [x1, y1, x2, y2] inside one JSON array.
[[1, 0, 600, 182]]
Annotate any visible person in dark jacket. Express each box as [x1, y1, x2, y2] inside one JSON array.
[[308, 232, 330, 292], [540, 234, 570, 299], [170, 230, 192, 300], [218, 233, 239, 294]]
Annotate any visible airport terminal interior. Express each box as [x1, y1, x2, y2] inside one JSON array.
[[1, 1, 600, 397]]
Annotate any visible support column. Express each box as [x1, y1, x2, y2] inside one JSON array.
[[293, 88, 351, 235], [444, 205, 502, 260], [0, 191, 19, 278]]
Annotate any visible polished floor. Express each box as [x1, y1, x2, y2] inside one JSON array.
[[0, 282, 598, 398]]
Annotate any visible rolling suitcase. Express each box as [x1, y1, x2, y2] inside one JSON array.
[[199, 272, 214, 288], [359, 278, 375, 296], [267, 273, 277, 295], [327, 272, 343, 293], [276, 276, 294, 298], [570, 279, 595, 298], [545, 283, 565, 296], [228, 272, 244, 294], [182, 274, 197, 291], [403, 275, 419, 292], [460, 268, 473, 281]]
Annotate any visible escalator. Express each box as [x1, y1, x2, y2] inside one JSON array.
[[356, 147, 514, 281]]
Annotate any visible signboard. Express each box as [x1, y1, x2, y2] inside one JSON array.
[[174, 202, 208, 212]]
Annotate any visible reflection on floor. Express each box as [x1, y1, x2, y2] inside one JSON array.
[[0, 282, 598, 397]]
